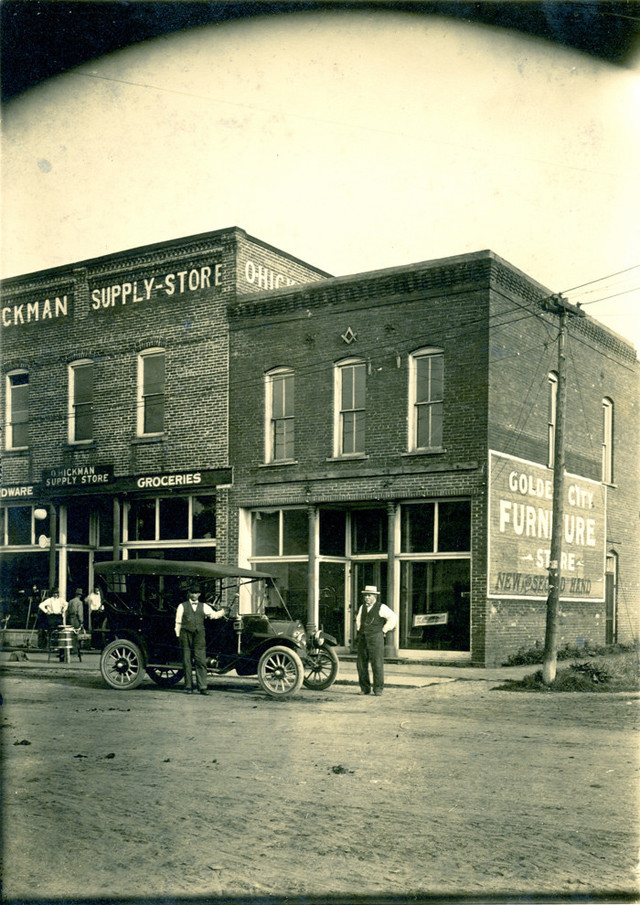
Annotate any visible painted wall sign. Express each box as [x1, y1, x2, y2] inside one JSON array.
[[90, 264, 223, 310], [244, 260, 297, 290], [43, 465, 114, 489], [488, 450, 606, 601], [2, 295, 69, 328], [0, 484, 35, 500]]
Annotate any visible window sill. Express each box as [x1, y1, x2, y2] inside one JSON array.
[[131, 433, 167, 445], [3, 446, 28, 455], [401, 448, 446, 457], [65, 440, 97, 450], [325, 454, 370, 462], [259, 459, 299, 468]]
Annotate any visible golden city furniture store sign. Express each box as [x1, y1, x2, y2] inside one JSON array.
[[488, 451, 606, 601]]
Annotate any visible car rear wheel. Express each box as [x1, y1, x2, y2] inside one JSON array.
[[100, 638, 145, 689], [257, 645, 304, 698], [146, 666, 184, 687], [303, 645, 339, 690]]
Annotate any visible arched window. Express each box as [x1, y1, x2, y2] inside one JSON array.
[[602, 397, 613, 484], [408, 349, 443, 451], [334, 358, 366, 456], [137, 349, 165, 436], [68, 360, 94, 443], [5, 369, 29, 449], [265, 367, 295, 462]]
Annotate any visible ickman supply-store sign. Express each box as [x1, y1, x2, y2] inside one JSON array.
[[488, 451, 606, 601]]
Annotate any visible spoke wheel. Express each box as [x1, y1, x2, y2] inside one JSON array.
[[303, 646, 339, 690], [146, 666, 184, 687], [257, 645, 304, 698], [100, 639, 145, 689]]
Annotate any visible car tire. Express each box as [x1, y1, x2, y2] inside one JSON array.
[[100, 638, 145, 689], [257, 645, 304, 698], [303, 645, 339, 690], [146, 666, 185, 687]]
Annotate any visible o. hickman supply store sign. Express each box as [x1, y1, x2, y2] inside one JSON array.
[[488, 450, 606, 602], [1, 467, 232, 499]]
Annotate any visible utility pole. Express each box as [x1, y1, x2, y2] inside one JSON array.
[[542, 295, 585, 684]]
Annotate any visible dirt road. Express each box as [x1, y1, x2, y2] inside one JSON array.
[[2, 668, 638, 902]]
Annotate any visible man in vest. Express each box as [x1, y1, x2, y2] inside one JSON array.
[[355, 585, 397, 696], [174, 584, 226, 695]]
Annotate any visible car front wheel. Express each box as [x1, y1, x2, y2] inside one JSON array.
[[100, 638, 145, 689], [303, 645, 339, 690], [257, 645, 304, 698]]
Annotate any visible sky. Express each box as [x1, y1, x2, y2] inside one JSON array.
[[2, 8, 640, 352]]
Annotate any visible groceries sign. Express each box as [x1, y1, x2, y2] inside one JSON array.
[[488, 451, 606, 601]]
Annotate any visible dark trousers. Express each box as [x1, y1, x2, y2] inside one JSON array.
[[180, 628, 208, 691], [356, 631, 385, 694]]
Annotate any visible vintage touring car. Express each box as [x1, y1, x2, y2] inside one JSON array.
[[92, 559, 339, 698]]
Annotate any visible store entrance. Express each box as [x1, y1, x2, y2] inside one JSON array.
[[351, 561, 388, 651]]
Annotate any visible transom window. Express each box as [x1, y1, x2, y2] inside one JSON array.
[[409, 349, 443, 451], [137, 349, 165, 436], [6, 370, 29, 449], [125, 495, 216, 543], [335, 359, 366, 456], [266, 368, 295, 462]]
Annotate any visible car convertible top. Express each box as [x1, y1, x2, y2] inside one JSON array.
[[94, 559, 274, 581]]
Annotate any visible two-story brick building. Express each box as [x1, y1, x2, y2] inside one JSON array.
[[227, 250, 639, 666], [0, 227, 329, 625], [2, 231, 638, 665]]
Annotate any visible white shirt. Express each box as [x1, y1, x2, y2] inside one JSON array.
[[39, 595, 68, 617], [355, 600, 397, 634], [174, 600, 225, 637]]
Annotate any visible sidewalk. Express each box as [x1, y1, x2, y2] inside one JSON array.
[[0, 648, 538, 687]]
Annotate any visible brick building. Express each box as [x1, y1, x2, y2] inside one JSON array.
[[227, 250, 639, 666], [2, 231, 638, 665], [0, 227, 329, 624]]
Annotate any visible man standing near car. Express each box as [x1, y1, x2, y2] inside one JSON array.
[[355, 585, 397, 696], [175, 584, 226, 695]]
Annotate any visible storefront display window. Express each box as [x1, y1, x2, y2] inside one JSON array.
[[125, 495, 217, 547], [400, 559, 470, 651]]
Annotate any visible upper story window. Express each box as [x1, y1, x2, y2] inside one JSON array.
[[408, 349, 443, 451], [5, 370, 29, 450], [137, 349, 165, 436], [69, 360, 94, 443], [602, 397, 614, 484], [265, 368, 295, 462], [335, 358, 366, 456], [547, 372, 558, 468]]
